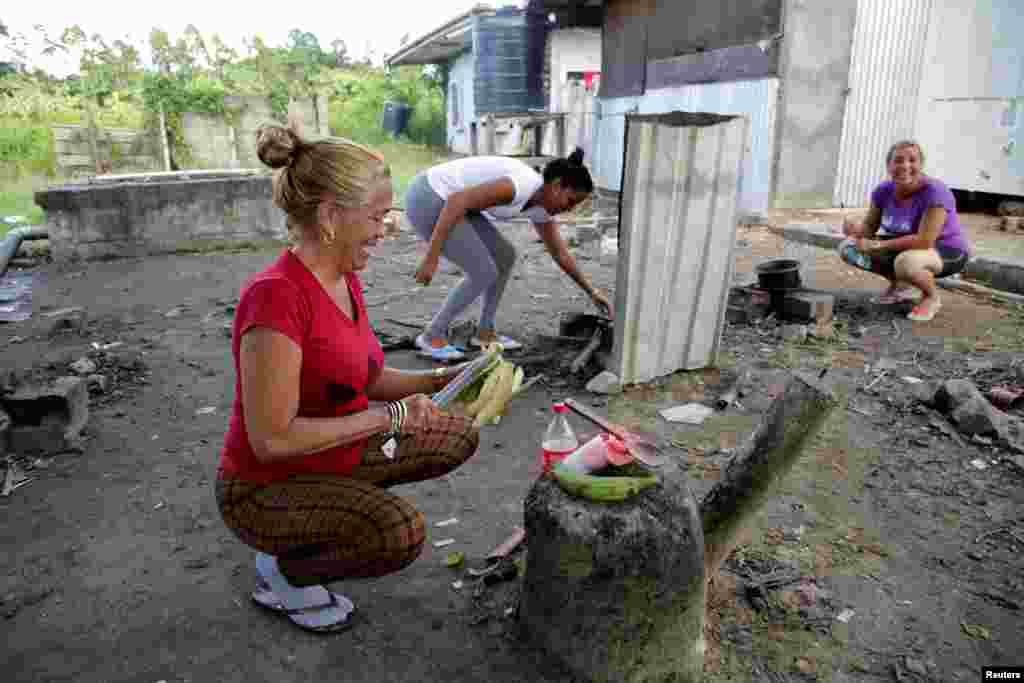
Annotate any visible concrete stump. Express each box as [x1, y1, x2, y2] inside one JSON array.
[[1, 376, 89, 455], [520, 459, 706, 683]]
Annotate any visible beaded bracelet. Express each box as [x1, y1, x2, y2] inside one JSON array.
[[386, 399, 407, 436]]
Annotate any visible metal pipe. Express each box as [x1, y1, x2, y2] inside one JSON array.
[[0, 225, 49, 279]]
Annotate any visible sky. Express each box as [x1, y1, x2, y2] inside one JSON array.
[[2, 0, 520, 75]]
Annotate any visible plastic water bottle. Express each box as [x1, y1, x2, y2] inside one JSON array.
[[842, 241, 872, 270], [542, 402, 578, 472]]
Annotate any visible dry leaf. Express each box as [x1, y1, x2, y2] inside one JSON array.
[[863, 542, 887, 558], [796, 657, 817, 674], [707, 574, 737, 609], [768, 623, 786, 641], [733, 526, 755, 547], [780, 590, 802, 611], [831, 351, 866, 369], [718, 432, 739, 450], [735, 607, 755, 626], [703, 463, 722, 481], [765, 527, 786, 545], [815, 544, 833, 577], [846, 527, 865, 544]]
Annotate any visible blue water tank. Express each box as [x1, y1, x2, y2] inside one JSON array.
[[473, 8, 546, 115], [381, 101, 412, 137]]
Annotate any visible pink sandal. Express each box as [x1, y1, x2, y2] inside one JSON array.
[[875, 287, 922, 305]]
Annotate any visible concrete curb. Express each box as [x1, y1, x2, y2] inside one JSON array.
[[772, 223, 1024, 298]]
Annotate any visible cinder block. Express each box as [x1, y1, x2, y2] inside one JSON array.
[[1, 376, 89, 455], [780, 291, 834, 323]]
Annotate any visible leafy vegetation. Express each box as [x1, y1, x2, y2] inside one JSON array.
[[0, 21, 449, 222]]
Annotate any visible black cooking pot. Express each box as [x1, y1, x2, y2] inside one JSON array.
[[755, 259, 802, 291]]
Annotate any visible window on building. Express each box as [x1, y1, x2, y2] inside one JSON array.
[[451, 82, 461, 126]]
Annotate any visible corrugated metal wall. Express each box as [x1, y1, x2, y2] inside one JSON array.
[[612, 113, 748, 384], [594, 78, 777, 219], [834, 0, 933, 207]]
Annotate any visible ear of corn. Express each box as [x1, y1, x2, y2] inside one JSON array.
[[439, 348, 538, 426]]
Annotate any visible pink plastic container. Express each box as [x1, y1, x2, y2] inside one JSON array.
[[558, 433, 633, 474]]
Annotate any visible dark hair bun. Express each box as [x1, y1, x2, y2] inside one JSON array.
[[256, 124, 300, 170], [567, 147, 585, 166]]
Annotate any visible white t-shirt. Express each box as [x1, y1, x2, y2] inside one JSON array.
[[426, 156, 552, 225]]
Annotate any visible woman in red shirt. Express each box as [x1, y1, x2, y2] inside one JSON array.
[[216, 118, 479, 633]]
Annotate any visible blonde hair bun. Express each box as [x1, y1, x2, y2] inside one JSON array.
[[256, 123, 301, 169]]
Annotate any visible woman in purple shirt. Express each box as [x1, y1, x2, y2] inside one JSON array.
[[838, 140, 971, 322]]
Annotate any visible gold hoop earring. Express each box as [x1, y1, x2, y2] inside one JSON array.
[[321, 227, 336, 245]]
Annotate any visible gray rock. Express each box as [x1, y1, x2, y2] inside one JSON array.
[[780, 323, 808, 342], [911, 381, 940, 406], [86, 374, 108, 393], [904, 657, 928, 677], [69, 358, 97, 375], [934, 380, 1006, 436], [934, 379, 1024, 452], [585, 371, 622, 395]]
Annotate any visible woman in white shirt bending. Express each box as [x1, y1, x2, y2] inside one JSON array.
[[405, 148, 611, 361]]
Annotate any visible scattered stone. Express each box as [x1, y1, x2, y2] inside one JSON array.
[[779, 291, 834, 323], [933, 380, 1006, 436], [69, 358, 98, 375], [585, 371, 621, 395], [809, 320, 834, 339], [660, 403, 713, 425], [184, 558, 210, 570], [42, 306, 84, 319], [164, 307, 183, 318], [780, 323, 808, 342], [904, 657, 928, 677]]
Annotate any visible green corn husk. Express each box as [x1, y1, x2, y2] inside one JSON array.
[[432, 351, 501, 409]]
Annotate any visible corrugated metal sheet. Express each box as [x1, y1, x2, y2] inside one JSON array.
[[594, 78, 777, 218], [834, 0, 933, 207], [612, 112, 748, 384]]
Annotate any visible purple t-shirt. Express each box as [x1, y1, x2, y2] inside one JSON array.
[[870, 177, 970, 253]]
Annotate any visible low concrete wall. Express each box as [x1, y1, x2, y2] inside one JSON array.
[[51, 124, 161, 178], [34, 170, 287, 261], [181, 95, 329, 170], [773, 222, 1024, 296]]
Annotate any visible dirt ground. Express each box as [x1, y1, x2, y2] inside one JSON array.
[[1, 215, 1022, 683]]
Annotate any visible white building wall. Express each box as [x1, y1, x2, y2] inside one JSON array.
[[914, 0, 1024, 196], [837, 0, 1024, 203], [546, 29, 602, 112], [447, 51, 476, 155]]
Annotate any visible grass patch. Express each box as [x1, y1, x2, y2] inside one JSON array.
[[372, 141, 454, 200], [0, 175, 49, 233], [703, 396, 887, 680]]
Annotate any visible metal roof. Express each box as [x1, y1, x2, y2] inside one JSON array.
[[386, 5, 492, 67]]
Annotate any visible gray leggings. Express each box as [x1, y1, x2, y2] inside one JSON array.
[[404, 172, 517, 339]]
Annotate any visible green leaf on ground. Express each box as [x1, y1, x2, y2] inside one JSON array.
[[960, 622, 991, 640]]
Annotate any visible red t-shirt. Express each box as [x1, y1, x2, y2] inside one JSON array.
[[219, 249, 384, 483]]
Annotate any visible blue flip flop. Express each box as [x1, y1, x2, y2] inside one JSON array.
[[251, 581, 355, 634], [415, 334, 466, 362]]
